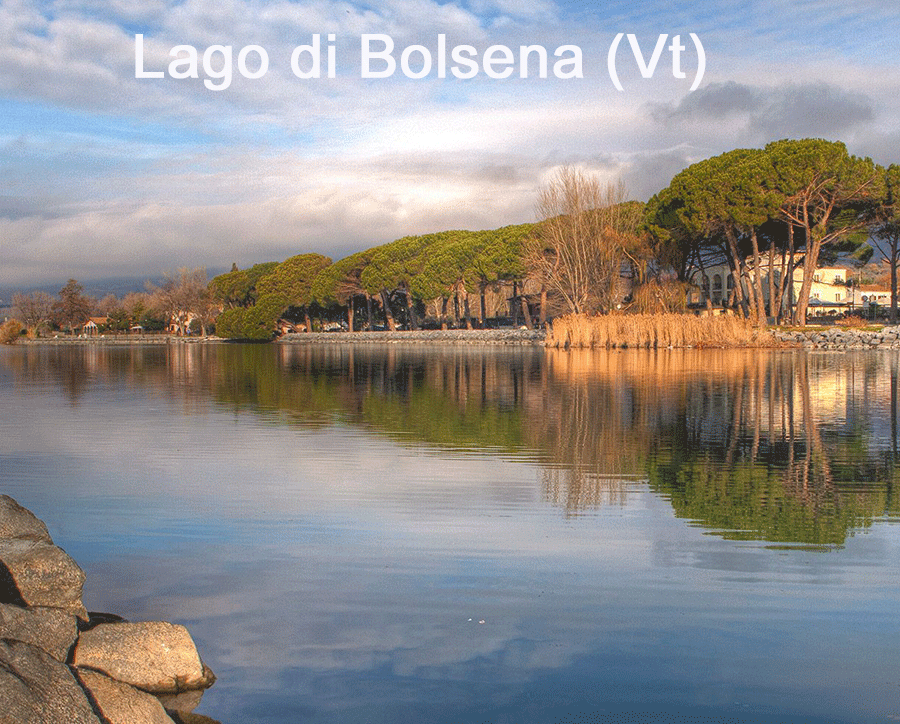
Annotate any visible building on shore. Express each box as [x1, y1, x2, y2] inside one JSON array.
[[688, 257, 891, 317]]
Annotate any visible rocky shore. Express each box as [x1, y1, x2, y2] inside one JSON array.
[[0, 496, 219, 724], [278, 328, 547, 345], [20, 337, 217, 346], [16, 325, 900, 350], [773, 325, 900, 349]]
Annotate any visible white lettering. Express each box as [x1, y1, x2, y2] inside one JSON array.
[[291, 35, 322, 79], [238, 45, 268, 79], [202, 45, 232, 91], [326, 34, 336, 78], [553, 45, 582, 79], [520, 45, 547, 79], [134, 34, 164, 79], [401, 45, 431, 79], [450, 45, 478, 79], [168, 45, 198, 79], [361, 34, 395, 78], [360, 36, 582, 80], [627, 34, 668, 78], [483, 45, 514, 79]]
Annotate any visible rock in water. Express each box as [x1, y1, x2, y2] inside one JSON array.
[[0, 496, 52, 542], [76, 669, 177, 724], [0, 538, 88, 620], [73, 621, 216, 693]]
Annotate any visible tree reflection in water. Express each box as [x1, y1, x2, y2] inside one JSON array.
[[6, 342, 898, 545]]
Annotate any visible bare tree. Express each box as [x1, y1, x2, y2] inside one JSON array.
[[12, 291, 54, 337], [96, 294, 121, 317], [148, 267, 216, 336], [528, 167, 643, 315]]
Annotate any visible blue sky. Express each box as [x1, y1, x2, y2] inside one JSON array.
[[2, 0, 900, 287]]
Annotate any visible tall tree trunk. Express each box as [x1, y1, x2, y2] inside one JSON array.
[[480, 283, 487, 327], [304, 311, 312, 334], [440, 297, 449, 330], [724, 231, 749, 318], [380, 290, 396, 331], [539, 285, 548, 326], [787, 222, 796, 324], [366, 294, 374, 331], [750, 228, 766, 326], [462, 287, 473, 329], [520, 295, 533, 329], [891, 235, 898, 324], [694, 249, 713, 309], [795, 234, 823, 326], [453, 292, 460, 326], [767, 242, 776, 320], [511, 281, 519, 326], [774, 248, 788, 325], [348, 297, 355, 332], [405, 290, 418, 330]]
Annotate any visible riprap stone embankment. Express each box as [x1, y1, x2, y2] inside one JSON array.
[[773, 326, 900, 350], [278, 329, 546, 345], [0, 495, 219, 724]]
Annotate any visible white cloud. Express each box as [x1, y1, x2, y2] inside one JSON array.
[[2, 0, 900, 287]]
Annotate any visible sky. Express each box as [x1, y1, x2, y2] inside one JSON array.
[[2, 0, 900, 288]]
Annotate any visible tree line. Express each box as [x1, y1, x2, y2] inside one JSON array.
[[6, 137, 900, 342], [6, 270, 215, 340], [647, 138, 899, 325]]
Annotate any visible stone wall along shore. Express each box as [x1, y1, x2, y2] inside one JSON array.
[[0, 495, 219, 724], [773, 325, 900, 350], [278, 328, 547, 345]]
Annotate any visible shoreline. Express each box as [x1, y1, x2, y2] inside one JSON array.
[[278, 329, 547, 345], [18, 336, 222, 346], [10, 324, 900, 350]]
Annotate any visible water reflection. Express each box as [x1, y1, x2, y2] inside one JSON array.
[[4, 343, 898, 546], [4, 343, 900, 724]]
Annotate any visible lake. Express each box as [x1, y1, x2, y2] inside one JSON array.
[[1, 342, 899, 724]]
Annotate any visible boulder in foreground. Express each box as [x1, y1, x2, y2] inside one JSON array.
[[74, 621, 216, 694], [0, 638, 102, 724], [0, 538, 88, 620], [0, 603, 78, 662], [0, 496, 52, 542], [76, 668, 176, 724]]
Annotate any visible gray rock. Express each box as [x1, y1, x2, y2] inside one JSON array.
[[0, 603, 78, 662], [0, 638, 102, 724], [73, 621, 216, 694], [0, 496, 52, 543], [76, 668, 176, 724], [0, 538, 88, 620], [80, 610, 129, 632], [168, 713, 223, 724], [157, 688, 205, 714]]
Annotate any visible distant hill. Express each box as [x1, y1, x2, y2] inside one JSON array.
[[0, 270, 227, 308]]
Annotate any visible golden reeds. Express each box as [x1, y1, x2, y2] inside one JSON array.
[[545, 313, 775, 349]]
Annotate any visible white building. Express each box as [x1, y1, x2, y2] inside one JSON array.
[[689, 258, 889, 316]]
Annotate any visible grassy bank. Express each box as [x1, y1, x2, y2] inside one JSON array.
[[546, 313, 776, 349]]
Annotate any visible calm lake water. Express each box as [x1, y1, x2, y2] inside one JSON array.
[[1, 342, 899, 724]]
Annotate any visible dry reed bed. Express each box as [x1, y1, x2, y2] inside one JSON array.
[[546, 313, 776, 349]]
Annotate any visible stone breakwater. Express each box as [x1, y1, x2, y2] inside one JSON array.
[[773, 326, 900, 350], [0, 495, 219, 724], [279, 329, 547, 345]]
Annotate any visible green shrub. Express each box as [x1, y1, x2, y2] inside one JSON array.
[[215, 294, 287, 340]]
